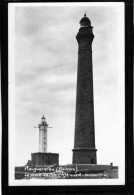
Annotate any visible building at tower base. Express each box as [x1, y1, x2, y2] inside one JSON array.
[[31, 152, 59, 167]]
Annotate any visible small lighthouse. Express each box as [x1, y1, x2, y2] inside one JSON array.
[[38, 115, 48, 153], [30, 115, 59, 167]]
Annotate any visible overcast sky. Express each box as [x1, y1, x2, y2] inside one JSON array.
[[9, 3, 124, 168]]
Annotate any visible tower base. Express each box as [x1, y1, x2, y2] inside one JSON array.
[[31, 152, 59, 167], [72, 148, 97, 164]]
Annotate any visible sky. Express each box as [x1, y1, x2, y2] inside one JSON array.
[[9, 3, 124, 169]]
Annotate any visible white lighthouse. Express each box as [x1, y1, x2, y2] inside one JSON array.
[[31, 115, 59, 167], [38, 115, 48, 153]]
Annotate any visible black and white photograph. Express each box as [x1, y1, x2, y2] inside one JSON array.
[[8, 2, 125, 186]]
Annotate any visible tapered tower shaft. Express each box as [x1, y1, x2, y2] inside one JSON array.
[[72, 14, 97, 164]]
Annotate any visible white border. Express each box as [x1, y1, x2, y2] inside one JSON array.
[[8, 4, 16, 185], [9, 2, 124, 7], [8, 2, 125, 186]]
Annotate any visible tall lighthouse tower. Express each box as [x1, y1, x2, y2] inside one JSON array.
[[72, 14, 97, 164], [38, 115, 48, 153]]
